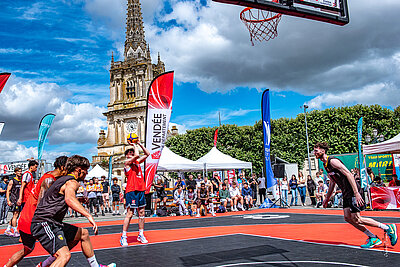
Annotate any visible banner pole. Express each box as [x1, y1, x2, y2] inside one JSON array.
[[363, 154, 373, 210]]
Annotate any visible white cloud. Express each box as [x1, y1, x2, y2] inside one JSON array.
[[18, 2, 58, 21], [0, 75, 107, 145]]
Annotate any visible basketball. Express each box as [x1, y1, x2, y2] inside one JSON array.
[[127, 133, 138, 143]]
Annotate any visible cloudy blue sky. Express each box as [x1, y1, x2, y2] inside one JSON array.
[[0, 0, 399, 162]]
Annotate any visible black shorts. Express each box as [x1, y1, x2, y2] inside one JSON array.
[[31, 222, 78, 255], [9, 204, 22, 213], [156, 191, 167, 199], [112, 195, 120, 202], [97, 195, 104, 205], [343, 197, 365, 213], [20, 230, 36, 251]]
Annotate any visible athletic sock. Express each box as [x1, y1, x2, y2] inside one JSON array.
[[122, 231, 127, 237], [363, 229, 376, 238], [12, 226, 17, 233], [6, 225, 11, 231], [87, 255, 99, 267], [139, 229, 144, 236], [42, 256, 56, 267], [378, 223, 389, 231], [197, 208, 200, 214]]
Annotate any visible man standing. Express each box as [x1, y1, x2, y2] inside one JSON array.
[[86, 179, 98, 217], [120, 139, 150, 246], [258, 174, 266, 204], [18, 160, 39, 209], [314, 142, 397, 248], [5, 156, 68, 267], [5, 168, 23, 237], [94, 178, 105, 216], [30, 155, 115, 267], [101, 176, 111, 213], [0, 176, 9, 224], [111, 178, 121, 216]]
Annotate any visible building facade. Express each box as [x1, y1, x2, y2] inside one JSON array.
[[92, 0, 165, 176]]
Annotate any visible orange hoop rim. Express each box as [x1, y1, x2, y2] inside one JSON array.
[[240, 7, 282, 23]]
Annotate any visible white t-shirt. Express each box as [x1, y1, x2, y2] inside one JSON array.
[[229, 187, 240, 197], [22, 171, 33, 183], [258, 177, 266, 189], [281, 180, 288, 190], [298, 177, 306, 188]]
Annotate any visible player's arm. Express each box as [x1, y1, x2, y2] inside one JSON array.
[[17, 174, 29, 205], [38, 177, 55, 202], [6, 180, 13, 206], [331, 159, 364, 206], [124, 144, 140, 166], [323, 179, 336, 208], [63, 180, 98, 234], [136, 141, 150, 164]]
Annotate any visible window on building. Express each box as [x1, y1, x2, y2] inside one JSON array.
[[126, 80, 135, 98]]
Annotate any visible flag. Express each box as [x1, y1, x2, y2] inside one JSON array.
[[0, 73, 11, 93], [0, 122, 4, 136], [261, 89, 277, 188], [144, 71, 174, 193], [214, 128, 218, 147], [38, 113, 56, 161], [357, 117, 368, 188]]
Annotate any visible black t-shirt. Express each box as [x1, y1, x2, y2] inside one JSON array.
[[186, 179, 197, 189], [102, 181, 110, 193], [155, 183, 165, 195], [9, 177, 22, 204], [248, 178, 257, 191], [32, 175, 75, 226], [111, 184, 121, 196], [324, 156, 360, 199], [211, 178, 219, 192]]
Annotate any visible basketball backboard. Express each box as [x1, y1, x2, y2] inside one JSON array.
[[212, 0, 349, 26]]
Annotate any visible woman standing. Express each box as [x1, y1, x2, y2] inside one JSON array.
[[280, 176, 289, 206], [297, 172, 307, 206], [306, 175, 317, 206], [289, 174, 298, 206]]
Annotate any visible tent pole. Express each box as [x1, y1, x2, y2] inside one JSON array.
[[363, 154, 373, 210]]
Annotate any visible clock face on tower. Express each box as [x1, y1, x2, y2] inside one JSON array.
[[125, 119, 138, 133]]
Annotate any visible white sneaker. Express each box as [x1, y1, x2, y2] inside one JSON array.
[[120, 236, 128, 247], [4, 229, 13, 236], [212, 213, 216, 217], [137, 234, 148, 244], [196, 213, 200, 218]]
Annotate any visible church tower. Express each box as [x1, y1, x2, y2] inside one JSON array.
[[93, 0, 165, 175]]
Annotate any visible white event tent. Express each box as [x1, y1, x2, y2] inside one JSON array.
[[196, 147, 252, 171], [363, 132, 400, 155], [86, 164, 108, 180], [157, 147, 203, 172]]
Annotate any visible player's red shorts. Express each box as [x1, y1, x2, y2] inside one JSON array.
[[18, 195, 38, 234]]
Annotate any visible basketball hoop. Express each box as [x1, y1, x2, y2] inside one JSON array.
[[240, 5, 282, 46]]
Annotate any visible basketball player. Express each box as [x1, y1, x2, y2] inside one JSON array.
[[314, 142, 397, 248], [5, 156, 68, 267], [5, 168, 23, 237], [196, 183, 216, 217], [120, 139, 150, 246], [17, 160, 39, 208], [30, 155, 115, 267]]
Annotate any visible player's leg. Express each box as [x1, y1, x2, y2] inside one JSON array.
[[5, 231, 35, 266], [120, 207, 133, 247], [137, 206, 147, 243]]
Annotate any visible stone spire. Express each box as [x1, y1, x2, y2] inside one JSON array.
[[124, 0, 147, 61]]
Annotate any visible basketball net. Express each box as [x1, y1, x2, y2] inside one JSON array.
[[240, 7, 282, 46]]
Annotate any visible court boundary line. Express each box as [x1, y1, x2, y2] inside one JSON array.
[[215, 260, 370, 267]]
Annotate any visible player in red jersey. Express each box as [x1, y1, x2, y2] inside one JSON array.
[[17, 160, 39, 208], [5, 156, 68, 267], [120, 139, 150, 246]]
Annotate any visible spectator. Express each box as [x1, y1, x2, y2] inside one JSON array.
[[241, 182, 253, 210], [75, 182, 86, 217], [5, 168, 23, 237], [280, 176, 289, 207], [371, 177, 385, 187], [219, 183, 231, 211], [297, 172, 307, 206], [186, 174, 197, 190], [315, 180, 328, 208], [86, 179, 98, 217], [332, 185, 342, 208], [237, 173, 245, 190], [258, 174, 266, 204], [289, 174, 298, 206], [174, 177, 186, 191], [101, 176, 111, 213], [388, 174, 400, 187], [223, 178, 230, 188], [211, 173, 221, 194], [153, 178, 167, 217], [185, 186, 197, 216], [366, 167, 375, 183], [174, 186, 188, 215], [196, 183, 215, 217], [196, 174, 203, 188], [319, 168, 328, 184], [229, 181, 244, 211], [203, 176, 213, 193], [94, 177, 105, 216], [306, 174, 317, 206], [0, 176, 9, 224], [248, 173, 258, 206], [111, 179, 121, 215]]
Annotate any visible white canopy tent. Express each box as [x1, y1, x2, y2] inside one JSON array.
[[196, 147, 252, 171], [363, 132, 400, 155], [86, 164, 108, 180], [157, 147, 204, 172]]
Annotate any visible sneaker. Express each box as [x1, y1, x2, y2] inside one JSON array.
[[4, 229, 13, 236], [386, 224, 398, 246], [212, 213, 216, 217], [151, 214, 157, 217], [137, 234, 148, 244], [120, 236, 128, 247], [196, 213, 200, 218], [113, 213, 116, 216], [99, 263, 116, 267], [13, 231, 20, 238], [36, 262, 43, 267], [102, 211, 105, 216], [361, 237, 382, 248]]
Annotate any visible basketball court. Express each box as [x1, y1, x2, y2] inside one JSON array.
[[1, 209, 399, 266]]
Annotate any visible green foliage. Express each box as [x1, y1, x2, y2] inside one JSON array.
[[166, 105, 400, 174]]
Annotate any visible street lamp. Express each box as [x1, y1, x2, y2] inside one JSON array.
[[365, 129, 385, 175], [302, 105, 312, 177]]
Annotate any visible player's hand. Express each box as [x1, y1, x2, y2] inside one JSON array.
[[322, 198, 329, 208], [7, 201, 12, 207], [17, 199, 22, 206], [355, 192, 364, 207], [88, 215, 98, 235]]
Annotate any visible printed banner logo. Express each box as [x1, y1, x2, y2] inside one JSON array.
[[151, 151, 161, 160]]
